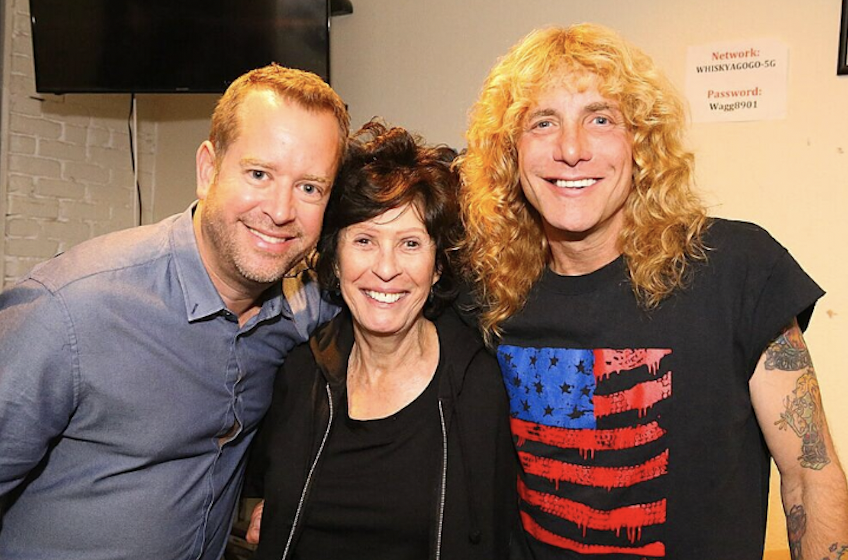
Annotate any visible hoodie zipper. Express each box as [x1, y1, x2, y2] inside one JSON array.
[[281, 382, 334, 560], [280, 385, 449, 560], [434, 399, 448, 560]]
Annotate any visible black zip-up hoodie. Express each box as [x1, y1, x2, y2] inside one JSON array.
[[249, 306, 519, 560]]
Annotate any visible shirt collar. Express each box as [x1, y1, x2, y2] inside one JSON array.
[[170, 203, 286, 324]]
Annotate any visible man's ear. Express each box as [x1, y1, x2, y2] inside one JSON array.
[[196, 141, 217, 200]]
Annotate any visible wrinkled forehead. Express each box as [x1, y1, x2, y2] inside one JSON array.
[[518, 69, 620, 125]]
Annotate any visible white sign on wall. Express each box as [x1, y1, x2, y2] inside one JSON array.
[[685, 39, 789, 123]]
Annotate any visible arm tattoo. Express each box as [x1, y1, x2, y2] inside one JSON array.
[[827, 544, 848, 560], [787, 504, 806, 560], [787, 504, 848, 560], [774, 367, 831, 470], [764, 326, 812, 371], [765, 325, 830, 469]]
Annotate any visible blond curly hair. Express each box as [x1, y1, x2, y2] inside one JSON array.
[[459, 24, 709, 344]]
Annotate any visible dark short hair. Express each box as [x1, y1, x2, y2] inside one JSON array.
[[316, 119, 461, 319]]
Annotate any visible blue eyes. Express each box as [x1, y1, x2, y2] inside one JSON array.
[[245, 170, 325, 200], [529, 114, 615, 130]]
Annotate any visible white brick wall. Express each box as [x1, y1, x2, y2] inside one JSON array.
[[1, 0, 157, 290]]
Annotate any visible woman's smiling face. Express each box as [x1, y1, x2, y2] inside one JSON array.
[[337, 203, 440, 338]]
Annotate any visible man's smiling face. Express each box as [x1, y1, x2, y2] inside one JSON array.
[[517, 73, 633, 258], [195, 89, 341, 293]]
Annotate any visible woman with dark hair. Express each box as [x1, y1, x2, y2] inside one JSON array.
[[248, 121, 517, 560]]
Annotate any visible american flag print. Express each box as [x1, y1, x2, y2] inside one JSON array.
[[498, 345, 673, 558]]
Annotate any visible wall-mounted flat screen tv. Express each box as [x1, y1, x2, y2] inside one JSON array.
[[29, 0, 330, 94]]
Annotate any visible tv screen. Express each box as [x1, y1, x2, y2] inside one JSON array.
[[29, 0, 330, 94]]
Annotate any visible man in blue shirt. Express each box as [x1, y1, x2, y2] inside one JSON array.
[[0, 64, 348, 560]]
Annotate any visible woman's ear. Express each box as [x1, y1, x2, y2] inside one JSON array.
[[432, 261, 442, 286]]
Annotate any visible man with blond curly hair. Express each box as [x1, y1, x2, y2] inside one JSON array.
[[459, 23, 847, 560]]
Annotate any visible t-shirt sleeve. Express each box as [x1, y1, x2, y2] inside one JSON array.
[[0, 280, 78, 497], [744, 226, 824, 369]]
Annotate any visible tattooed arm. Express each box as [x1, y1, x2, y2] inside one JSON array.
[[750, 319, 848, 560]]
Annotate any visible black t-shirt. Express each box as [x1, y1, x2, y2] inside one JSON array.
[[497, 219, 824, 560], [293, 362, 443, 560]]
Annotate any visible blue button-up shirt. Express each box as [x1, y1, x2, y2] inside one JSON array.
[[0, 205, 336, 560]]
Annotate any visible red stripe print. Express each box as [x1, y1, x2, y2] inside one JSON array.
[[593, 372, 672, 418], [593, 348, 671, 379], [511, 417, 666, 457], [520, 510, 666, 557], [518, 477, 666, 539], [519, 449, 669, 490]]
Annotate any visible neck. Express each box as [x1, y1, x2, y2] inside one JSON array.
[[545, 221, 623, 276], [349, 318, 437, 383], [346, 317, 440, 420], [548, 241, 622, 276]]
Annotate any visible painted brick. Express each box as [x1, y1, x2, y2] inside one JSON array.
[[47, 108, 92, 129], [9, 154, 62, 178], [75, 94, 130, 115], [8, 174, 36, 195], [138, 170, 156, 186], [10, 95, 46, 117], [35, 178, 87, 200], [42, 220, 92, 245], [7, 237, 61, 258], [12, 10, 31, 36], [8, 73, 36, 97], [87, 182, 134, 205], [63, 161, 110, 184], [9, 134, 37, 155], [11, 33, 31, 57], [63, 125, 88, 146], [11, 53, 31, 74], [40, 97, 70, 115], [5, 217, 42, 238], [7, 194, 60, 219], [10, 113, 62, 138], [137, 125, 158, 153], [39, 139, 87, 161], [109, 132, 132, 152], [87, 127, 112, 147], [88, 146, 133, 170], [60, 200, 108, 221], [111, 169, 137, 188], [92, 213, 134, 237]]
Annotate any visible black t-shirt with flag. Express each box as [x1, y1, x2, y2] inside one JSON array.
[[497, 219, 823, 560]]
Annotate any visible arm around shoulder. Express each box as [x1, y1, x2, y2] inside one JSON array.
[[750, 319, 848, 559]]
